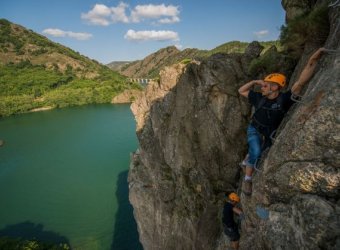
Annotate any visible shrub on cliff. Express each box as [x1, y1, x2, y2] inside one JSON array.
[[280, 4, 330, 59], [248, 46, 296, 80]]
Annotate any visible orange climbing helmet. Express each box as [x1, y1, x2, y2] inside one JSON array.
[[228, 192, 240, 203], [264, 73, 286, 88]]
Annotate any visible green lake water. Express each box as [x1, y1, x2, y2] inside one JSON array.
[[0, 104, 143, 250]]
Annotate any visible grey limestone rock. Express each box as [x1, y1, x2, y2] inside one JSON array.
[[128, 46, 260, 250]]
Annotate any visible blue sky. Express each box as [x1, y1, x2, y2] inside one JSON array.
[[0, 0, 286, 64]]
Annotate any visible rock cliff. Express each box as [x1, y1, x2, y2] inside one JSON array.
[[129, 43, 262, 249], [240, 1, 340, 249], [128, 1, 339, 249]]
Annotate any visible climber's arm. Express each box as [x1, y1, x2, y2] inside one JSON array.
[[291, 47, 326, 95], [233, 206, 243, 215], [238, 80, 265, 98]]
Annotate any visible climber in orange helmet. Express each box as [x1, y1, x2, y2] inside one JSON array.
[[238, 47, 326, 196], [222, 192, 244, 250]]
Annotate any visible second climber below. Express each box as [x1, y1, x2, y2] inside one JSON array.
[[222, 192, 244, 250], [238, 47, 325, 196]]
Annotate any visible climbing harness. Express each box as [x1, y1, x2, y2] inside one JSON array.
[[251, 94, 285, 141]]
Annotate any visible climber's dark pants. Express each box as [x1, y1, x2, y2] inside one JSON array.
[[223, 225, 240, 241]]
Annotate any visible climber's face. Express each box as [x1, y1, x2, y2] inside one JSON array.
[[260, 82, 271, 95], [261, 82, 279, 96]]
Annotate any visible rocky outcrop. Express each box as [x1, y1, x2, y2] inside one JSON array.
[[282, 0, 316, 21], [128, 42, 262, 249], [128, 1, 339, 249]]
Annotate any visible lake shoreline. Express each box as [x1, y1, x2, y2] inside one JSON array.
[[29, 106, 54, 112]]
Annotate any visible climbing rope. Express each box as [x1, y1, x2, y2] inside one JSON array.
[[329, 0, 340, 8], [324, 49, 338, 53], [269, 129, 277, 142], [254, 147, 270, 172], [291, 94, 304, 103]]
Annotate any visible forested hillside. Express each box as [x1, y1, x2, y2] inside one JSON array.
[[0, 19, 140, 117]]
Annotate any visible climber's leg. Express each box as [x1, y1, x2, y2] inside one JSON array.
[[243, 125, 262, 195]]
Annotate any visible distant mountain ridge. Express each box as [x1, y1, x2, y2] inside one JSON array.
[[0, 19, 140, 116], [106, 61, 131, 72], [108, 41, 281, 78]]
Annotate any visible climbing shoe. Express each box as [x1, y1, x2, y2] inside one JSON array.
[[242, 180, 252, 196], [239, 154, 249, 174], [241, 154, 249, 166]]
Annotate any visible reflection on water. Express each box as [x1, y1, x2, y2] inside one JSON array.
[[112, 171, 143, 250]]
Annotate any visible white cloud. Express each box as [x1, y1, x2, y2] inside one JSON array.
[[42, 28, 92, 40], [66, 31, 93, 40], [158, 16, 180, 24], [131, 4, 180, 23], [81, 2, 180, 25], [42, 28, 66, 37], [110, 2, 129, 23], [81, 4, 114, 26], [124, 29, 179, 41], [254, 30, 269, 39]]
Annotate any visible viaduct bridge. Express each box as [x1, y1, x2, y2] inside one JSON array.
[[128, 78, 154, 85]]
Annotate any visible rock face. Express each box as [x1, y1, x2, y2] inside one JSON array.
[[240, 2, 340, 250], [282, 0, 316, 21], [129, 43, 263, 250], [128, 1, 340, 250]]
